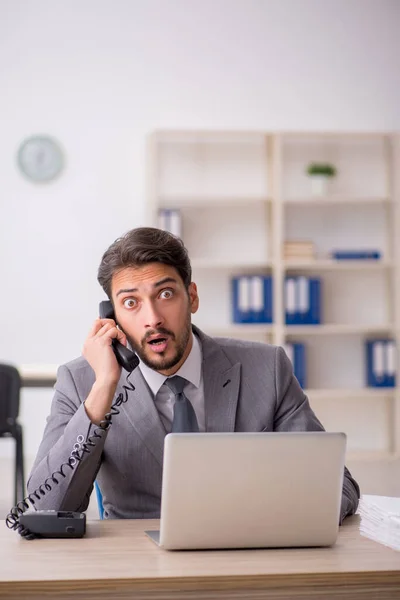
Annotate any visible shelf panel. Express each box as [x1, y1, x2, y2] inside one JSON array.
[[207, 324, 395, 337], [158, 196, 271, 209], [284, 196, 390, 206], [284, 260, 393, 271], [285, 324, 394, 336], [193, 260, 393, 270], [192, 260, 272, 270], [281, 131, 390, 140], [154, 130, 269, 141], [305, 388, 396, 400], [207, 325, 273, 337]]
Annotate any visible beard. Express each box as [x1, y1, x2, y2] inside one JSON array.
[[125, 309, 192, 372]]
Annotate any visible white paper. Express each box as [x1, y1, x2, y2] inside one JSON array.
[[357, 495, 400, 552]]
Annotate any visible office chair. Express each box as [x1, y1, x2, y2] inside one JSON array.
[[94, 480, 104, 519], [0, 364, 25, 505]]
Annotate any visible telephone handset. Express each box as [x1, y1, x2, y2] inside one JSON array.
[[99, 300, 139, 372], [5, 303, 139, 539]]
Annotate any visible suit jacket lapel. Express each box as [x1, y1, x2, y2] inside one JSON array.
[[114, 326, 241, 463], [195, 327, 241, 432], [118, 367, 166, 467]]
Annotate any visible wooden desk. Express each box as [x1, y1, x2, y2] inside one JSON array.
[[0, 516, 399, 600], [19, 364, 58, 387]]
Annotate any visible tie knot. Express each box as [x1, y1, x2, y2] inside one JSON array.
[[164, 375, 186, 396]]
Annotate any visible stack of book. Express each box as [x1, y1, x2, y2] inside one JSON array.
[[358, 495, 400, 552], [158, 209, 182, 238], [284, 240, 315, 262], [231, 276, 273, 324], [285, 276, 322, 325], [365, 339, 396, 387]]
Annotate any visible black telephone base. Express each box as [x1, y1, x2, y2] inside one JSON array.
[[19, 510, 86, 538]]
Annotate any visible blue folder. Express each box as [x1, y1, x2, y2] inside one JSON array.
[[366, 339, 396, 388], [332, 250, 381, 260], [232, 276, 273, 324], [285, 277, 321, 325], [284, 342, 307, 389]]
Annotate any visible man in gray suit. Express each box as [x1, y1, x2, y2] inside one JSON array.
[[27, 227, 359, 521]]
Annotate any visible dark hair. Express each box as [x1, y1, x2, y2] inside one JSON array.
[[97, 227, 192, 298]]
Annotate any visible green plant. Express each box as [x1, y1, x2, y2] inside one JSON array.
[[306, 162, 337, 177]]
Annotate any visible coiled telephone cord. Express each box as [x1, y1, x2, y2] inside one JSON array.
[[5, 379, 135, 539]]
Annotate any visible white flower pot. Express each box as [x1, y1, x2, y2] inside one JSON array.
[[310, 175, 329, 197]]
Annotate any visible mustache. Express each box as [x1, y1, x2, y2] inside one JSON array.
[[142, 328, 175, 343]]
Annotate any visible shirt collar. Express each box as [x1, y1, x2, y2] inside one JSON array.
[[139, 332, 202, 397]]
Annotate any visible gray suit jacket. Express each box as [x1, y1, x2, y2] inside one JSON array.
[[28, 326, 360, 521]]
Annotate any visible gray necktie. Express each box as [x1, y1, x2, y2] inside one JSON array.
[[165, 375, 199, 433]]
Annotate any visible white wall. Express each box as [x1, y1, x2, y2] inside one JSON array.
[[0, 0, 399, 467], [1, 0, 399, 365]]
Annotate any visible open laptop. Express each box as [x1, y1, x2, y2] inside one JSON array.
[[145, 431, 346, 550]]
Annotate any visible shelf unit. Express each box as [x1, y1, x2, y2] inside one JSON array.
[[147, 130, 400, 462]]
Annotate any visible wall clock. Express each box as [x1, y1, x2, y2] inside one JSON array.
[[17, 135, 64, 182]]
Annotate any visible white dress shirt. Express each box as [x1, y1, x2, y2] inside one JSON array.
[[138, 333, 205, 432]]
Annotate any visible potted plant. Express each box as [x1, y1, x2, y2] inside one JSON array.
[[306, 162, 337, 196]]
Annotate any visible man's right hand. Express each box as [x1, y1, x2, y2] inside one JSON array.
[[82, 318, 127, 425]]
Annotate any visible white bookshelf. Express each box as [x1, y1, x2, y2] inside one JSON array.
[[305, 388, 395, 400], [284, 324, 394, 336], [284, 196, 389, 206], [283, 260, 393, 271], [147, 130, 400, 462], [191, 259, 272, 270], [158, 196, 271, 208]]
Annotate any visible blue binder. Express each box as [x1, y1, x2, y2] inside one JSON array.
[[285, 277, 299, 325], [250, 276, 265, 323], [232, 276, 252, 323], [332, 250, 381, 260], [285, 342, 307, 389], [308, 278, 321, 325], [285, 277, 322, 325], [386, 340, 396, 387], [366, 339, 396, 388], [296, 277, 310, 325], [231, 276, 273, 324], [261, 276, 273, 323], [158, 209, 182, 237]]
